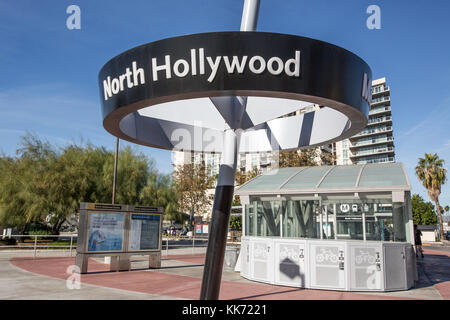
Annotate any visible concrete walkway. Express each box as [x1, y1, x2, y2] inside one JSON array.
[[1, 247, 449, 300]]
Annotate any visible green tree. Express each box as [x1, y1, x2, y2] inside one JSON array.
[[278, 148, 335, 168], [139, 172, 181, 223], [0, 134, 57, 233], [0, 156, 35, 234], [415, 153, 447, 240], [173, 162, 214, 222], [411, 194, 437, 225], [37, 144, 92, 233], [102, 146, 152, 205], [235, 167, 260, 185], [232, 196, 241, 206], [81, 145, 114, 204], [229, 216, 242, 231], [0, 134, 177, 234], [439, 205, 449, 216]]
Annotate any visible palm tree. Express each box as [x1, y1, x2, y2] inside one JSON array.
[[415, 153, 447, 240]]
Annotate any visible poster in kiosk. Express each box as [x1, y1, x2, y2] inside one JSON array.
[[75, 203, 163, 274], [87, 212, 124, 252], [129, 214, 161, 250]]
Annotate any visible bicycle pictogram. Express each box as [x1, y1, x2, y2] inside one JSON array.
[[254, 244, 268, 259], [355, 250, 376, 264], [315, 248, 338, 263], [280, 246, 300, 262]]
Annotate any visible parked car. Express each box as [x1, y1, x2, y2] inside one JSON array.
[[444, 231, 450, 240]]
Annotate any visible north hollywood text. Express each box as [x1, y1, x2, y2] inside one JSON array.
[[103, 48, 301, 101]]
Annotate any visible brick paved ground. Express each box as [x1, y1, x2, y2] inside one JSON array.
[[6, 247, 449, 300]]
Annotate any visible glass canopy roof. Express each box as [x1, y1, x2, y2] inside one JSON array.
[[237, 162, 410, 194]]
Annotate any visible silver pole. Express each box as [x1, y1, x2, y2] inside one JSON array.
[[112, 137, 119, 204], [334, 203, 338, 240], [319, 209, 323, 240], [69, 235, 73, 257], [240, 0, 260, 31], [200, 0, 260, 300], [362, 203, 367, 241], [33, 235, 37, 258], [280, 207, 283, 238]]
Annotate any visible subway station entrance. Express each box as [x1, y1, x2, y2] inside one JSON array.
[[237, 163, 417, 292]]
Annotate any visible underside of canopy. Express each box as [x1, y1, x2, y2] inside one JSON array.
[[119, 96, 351, 153]]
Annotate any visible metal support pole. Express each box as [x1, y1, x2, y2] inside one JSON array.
[[69, 235, 73, 257], [192, 237, 195, 254], [280, 208, 283, 238], [240, 0, 260, 31], [112, 137, 119, 204], [33, 235, 37, 258], [362, 205, 367, 241], [166, 239, 169, 256], [190, 206, 194, 232], [199, 0, 260, 300], [319, 210, 323, 240], [200, 130, 239, 300]]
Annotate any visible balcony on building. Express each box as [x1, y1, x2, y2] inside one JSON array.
[[371, 95, 391, 107], [352, 126, 393, 138], [367, 116, 392, 127], [371, 85, 390, 97], [349, 136, 394, 149], [369, 106, 391, 116], [356, 157, 395, 164], [349, 146, 395, 159], [259, 157, 272, 169]]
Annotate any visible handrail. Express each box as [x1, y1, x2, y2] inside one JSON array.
[[0, 234, 78, 258], [351, 147, 394, 157], [0, 234, 223, 258]]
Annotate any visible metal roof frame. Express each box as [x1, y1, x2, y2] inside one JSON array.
[[236, 162, 411, 196]]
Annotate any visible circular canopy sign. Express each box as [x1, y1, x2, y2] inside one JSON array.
[[99, 32, 372, 152]]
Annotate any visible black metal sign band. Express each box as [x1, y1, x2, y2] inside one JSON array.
[[99, 31, 372, 151]]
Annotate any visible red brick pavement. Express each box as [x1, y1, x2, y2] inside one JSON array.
[[10, 254, 423, 300], [420, 248, 450, 300]]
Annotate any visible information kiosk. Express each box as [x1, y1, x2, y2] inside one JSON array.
[[75, 202, 163, 273]]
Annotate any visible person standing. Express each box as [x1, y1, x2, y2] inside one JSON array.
[[414, 225, 424, 258]]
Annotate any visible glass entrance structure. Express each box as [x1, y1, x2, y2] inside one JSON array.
[[236, 163, 417, 291]]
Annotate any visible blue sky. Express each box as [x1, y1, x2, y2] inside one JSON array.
[[1, 0, 449, 208]]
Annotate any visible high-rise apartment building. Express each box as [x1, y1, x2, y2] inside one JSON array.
[[335, 77, 395, 165], [172, 146, 278, 177], [172, 77, 394, 175], [172, 104, 333, 179]]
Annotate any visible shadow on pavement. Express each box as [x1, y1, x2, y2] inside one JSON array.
[[416, 253, 450, 289]]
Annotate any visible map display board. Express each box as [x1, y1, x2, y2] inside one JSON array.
[[87, 212, 124, 252], [129, 214, 160, 250]]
